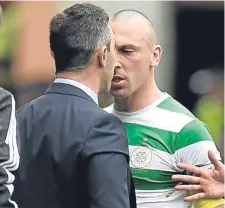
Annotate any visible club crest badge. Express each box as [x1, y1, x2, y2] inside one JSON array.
[[130, 146, 153, 168]]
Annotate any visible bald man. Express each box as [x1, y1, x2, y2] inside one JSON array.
[[0, 5, 20, 208], [104, 10, 224, 208]]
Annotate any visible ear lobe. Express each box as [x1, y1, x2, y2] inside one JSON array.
[[151, 45, 162, 67], [99, 45, 108, 67]]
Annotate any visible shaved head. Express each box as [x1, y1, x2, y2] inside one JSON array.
[[110, 9, 162, 102], [111, 9, 157, 45]]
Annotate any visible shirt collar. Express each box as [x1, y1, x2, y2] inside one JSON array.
[[54, 78, 98, 105]]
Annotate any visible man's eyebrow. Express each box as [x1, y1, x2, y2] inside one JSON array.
[[116, 44, 138, 48]]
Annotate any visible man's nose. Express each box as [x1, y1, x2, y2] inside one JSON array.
[[114, 51, 122, 70]]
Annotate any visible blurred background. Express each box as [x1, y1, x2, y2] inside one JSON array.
[[0, 1, 224, 158]]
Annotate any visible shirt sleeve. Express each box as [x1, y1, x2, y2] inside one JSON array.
[[0, 88, 20, 208], [86, 153, 130, 208], [175, 119, 221, 170], [193, 198, 224, 208], [82, 113, 132, 208]]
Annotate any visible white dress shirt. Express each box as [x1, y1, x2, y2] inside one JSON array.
[[54, 78, 98, 105]]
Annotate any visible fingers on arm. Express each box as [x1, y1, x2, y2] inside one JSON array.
[[175, 184, 202, 192], [184, 192, 206, 202], [208, 150, 223, 170], [177, 163, 202, 176]]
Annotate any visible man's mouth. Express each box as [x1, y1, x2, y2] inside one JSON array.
[[112, 76, 125, 83], [112, 77, 122, 83]]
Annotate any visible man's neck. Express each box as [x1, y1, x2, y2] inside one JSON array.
[[56, 69, 100, 95], [114, 80, 163, 113]]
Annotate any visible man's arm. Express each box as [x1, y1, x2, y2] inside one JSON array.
[[86, 153, 130, 208], [83, 113, 135, 208], [174, 120, 224, 208], [0, 88, 20, 207]]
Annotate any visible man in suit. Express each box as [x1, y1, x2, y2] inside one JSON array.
[[0, 6, 20, 208], [13, 3, 136, 208]]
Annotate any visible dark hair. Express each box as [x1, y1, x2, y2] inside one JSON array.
[[50, 3, 112, 73]]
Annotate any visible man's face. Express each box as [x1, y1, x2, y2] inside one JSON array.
[[110, 19, 155, 98]]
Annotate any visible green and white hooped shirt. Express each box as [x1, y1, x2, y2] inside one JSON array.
[[104, 93, 220, 208]]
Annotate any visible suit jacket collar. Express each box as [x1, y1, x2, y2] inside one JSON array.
[[44, 83, 97, 105]]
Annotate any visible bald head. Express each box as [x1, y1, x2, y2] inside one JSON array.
[[111, 10, 157, 44]]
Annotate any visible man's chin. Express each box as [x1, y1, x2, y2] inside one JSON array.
[[110, 89, 127, 98]]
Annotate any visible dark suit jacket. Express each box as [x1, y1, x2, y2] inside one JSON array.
[[13, 83, 136, 208], [0, 87, 20, 208]]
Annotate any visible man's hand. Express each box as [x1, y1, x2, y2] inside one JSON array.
[[172, 150, 224, 201]]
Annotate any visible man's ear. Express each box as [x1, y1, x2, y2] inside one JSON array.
[[98, 45, 107, 68], [50, 50, 55, 59], [151, 44, 162, 67]]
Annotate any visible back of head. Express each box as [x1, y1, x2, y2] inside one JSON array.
[[50, 3, 112, 73]]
